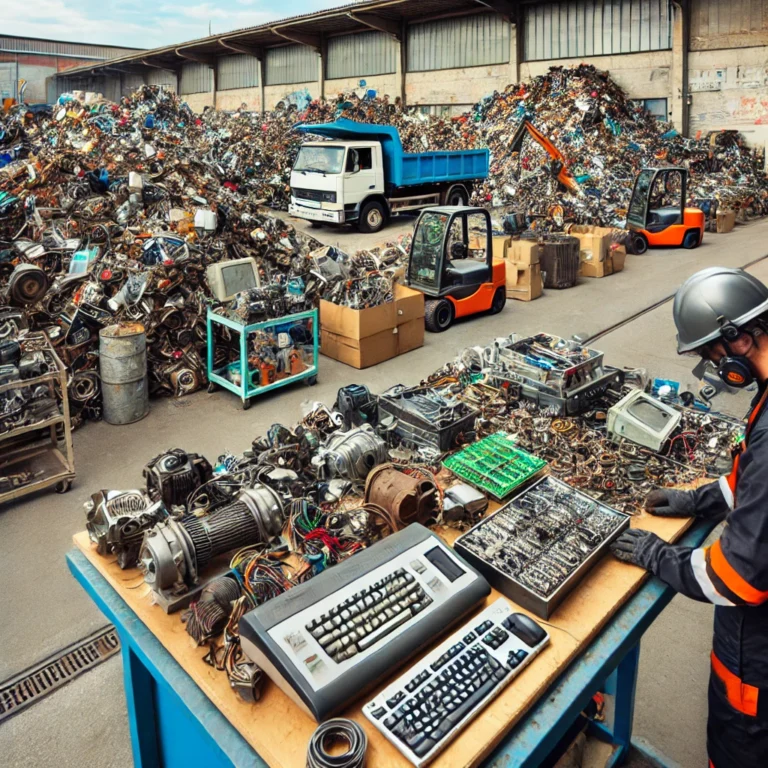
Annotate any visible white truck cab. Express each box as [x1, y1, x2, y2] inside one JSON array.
[[289, 141, 385, 230]]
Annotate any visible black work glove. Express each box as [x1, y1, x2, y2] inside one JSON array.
[[644, 488, 696, 517], [611, 529, 667, 570]]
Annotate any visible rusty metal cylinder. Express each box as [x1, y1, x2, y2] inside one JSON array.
[[364, 464, 440, 527], [99, 323, 149, 425]]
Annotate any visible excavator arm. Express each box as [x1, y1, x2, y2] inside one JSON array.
[[509, 118, 579, 193]]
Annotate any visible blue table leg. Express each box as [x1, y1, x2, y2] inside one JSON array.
[[121, 631, 161, 768]]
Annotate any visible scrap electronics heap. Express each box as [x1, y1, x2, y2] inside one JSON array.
[[84, 329, 741, 727], [0, 86, 415, 429], [472, 64, 768, 228]]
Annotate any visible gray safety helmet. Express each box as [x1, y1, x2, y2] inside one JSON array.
[[673, 267, 768, 353]]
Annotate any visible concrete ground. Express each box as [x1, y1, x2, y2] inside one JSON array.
[[1, 216, 767, 767]]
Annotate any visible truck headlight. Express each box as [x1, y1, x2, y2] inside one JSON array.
[[321, 192, 337, 203]]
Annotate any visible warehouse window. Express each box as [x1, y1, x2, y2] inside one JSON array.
[[265, 45, 317, 86], [407, 13, 510, 72], [218, 54, 259, 91], [524, 0, 672, 61], [633, 98, 668, 120], [326, 32, 397, 80]]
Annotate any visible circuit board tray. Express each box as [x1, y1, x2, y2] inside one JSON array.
[[453, 476, 630, 618]]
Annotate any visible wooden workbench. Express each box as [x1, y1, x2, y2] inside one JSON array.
[[72, 503, 693, 768]]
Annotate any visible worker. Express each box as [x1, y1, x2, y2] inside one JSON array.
[[610, 266, 768, 768]]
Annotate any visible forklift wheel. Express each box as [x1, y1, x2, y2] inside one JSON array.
[[425, 299, 454, 333], [682, 230, 700, 249], [359, 201, 386, 233], [631, 233, 648, 255], [490, 287, 506, 314]]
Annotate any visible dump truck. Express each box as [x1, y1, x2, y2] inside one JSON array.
[[289, 118, 489, 233]]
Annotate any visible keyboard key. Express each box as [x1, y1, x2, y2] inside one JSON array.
[[371, 707, 386, 720], [386, 691, 405, 708]]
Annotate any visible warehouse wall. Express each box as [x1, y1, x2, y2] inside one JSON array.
[[521, 50, 673, 105], [216, 87, 261, 112], [406, 63, 516, 109], [264, 82, 320, 111], [326, 73, 400, 100], [183, 91, 215, 112]]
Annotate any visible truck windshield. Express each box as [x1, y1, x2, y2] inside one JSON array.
[[294, 146, 345, 175], [409, 212, 449, 287]]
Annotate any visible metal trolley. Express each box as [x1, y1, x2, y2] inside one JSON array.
[[206, 308, 319, 410]]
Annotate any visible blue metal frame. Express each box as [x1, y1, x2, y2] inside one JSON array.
[[66, 519, 714, 768], [206, 308, 319, 407]]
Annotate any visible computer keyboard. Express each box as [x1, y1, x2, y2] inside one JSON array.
[[239, 524, 490, 721], [363, 598, 549, 766]]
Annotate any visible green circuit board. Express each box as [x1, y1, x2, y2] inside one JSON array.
[[443, 432, 547, 500]]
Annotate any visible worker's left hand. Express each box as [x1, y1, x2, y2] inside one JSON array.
[[610, 529, 666, 570]]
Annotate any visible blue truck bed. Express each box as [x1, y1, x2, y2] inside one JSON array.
[[294, 118, 489, 189]]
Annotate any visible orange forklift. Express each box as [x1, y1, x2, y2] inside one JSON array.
[[626, 167, 705, 253], [405, 206, 506, 332]]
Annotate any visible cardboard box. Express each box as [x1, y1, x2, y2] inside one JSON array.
[[567, 224, 616, 263], [492, 236, 511, 260], [509, 240, 540, 266], [320, 283, 425, 368], [506, 262, 543, 301], [611, 245, 626, 273], [580, 255, 614, 278], [717, 209, 736, 234]]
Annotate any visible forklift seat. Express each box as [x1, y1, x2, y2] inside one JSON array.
[[448, 259, 489, 285], [647, 207, 681, 229]]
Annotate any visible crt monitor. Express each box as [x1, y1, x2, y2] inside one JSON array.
[[606, 388, 682, 452], [206, 258, 261, 301]]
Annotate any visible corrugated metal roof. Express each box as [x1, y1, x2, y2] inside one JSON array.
[[0, 35, 139, 60], [57, 0, 475, 77]]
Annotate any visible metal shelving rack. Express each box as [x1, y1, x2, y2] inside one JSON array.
[[0, 333, 75, 503]]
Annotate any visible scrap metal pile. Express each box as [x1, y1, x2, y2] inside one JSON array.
[[0, 87, 417, 426], [83, 329, 740, 699], [471, 64, 768, 227]]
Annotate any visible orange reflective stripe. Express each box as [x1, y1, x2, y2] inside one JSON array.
[[711, 651, 760, 716], [710, 540, 768, 605]]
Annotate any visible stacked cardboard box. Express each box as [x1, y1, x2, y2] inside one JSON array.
[[320, 283, 425, 369], [567, 224, 626, 278], [503, 239, 543, 301], [716, 210, 736, 233]]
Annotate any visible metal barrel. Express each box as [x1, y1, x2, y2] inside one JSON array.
[[99, 323, 149, 425]]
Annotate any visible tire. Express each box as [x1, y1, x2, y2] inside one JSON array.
[[425, 299, 454, 333], [309, 221, 322, 229], [207, 381, 218, 393], [242, 398, 251, 411], [304, 375, 318, 386], [631, 233, 648, 255], [446, 186, 468, 207], [359, 201, 386, 233], [683, 230, 700, 249], [490, 287, 506, 314]]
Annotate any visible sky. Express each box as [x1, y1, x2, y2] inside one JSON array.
[[5, 0, 345, 50]]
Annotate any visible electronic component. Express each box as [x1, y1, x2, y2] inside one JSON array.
[[364, 464, 440, 527], [143, 448, 213, 509], [335, 384, 377, 430], [84, 489, 166, 569], [238, 524, 490, 721], [442, 483, 488, 523], [443, 432, 547, 501], [311, 424, 388, 482], [454, 476, 630, 618], [486, 333, 623, 415], [607, 388, 683, 451], [139, 485, 284, 611], [363, 598, 549, 766], [205, 257, 261, 301], [378, 384, 478, 454]]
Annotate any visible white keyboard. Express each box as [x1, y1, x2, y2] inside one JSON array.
[[363, 598, 549, 766]]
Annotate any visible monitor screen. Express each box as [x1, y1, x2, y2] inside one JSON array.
[[221, 261, 257, 297], [627, 398, 675, 432]]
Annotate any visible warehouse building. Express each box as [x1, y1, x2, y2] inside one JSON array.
[[50, 0, 768, 144], [0, 36, 141, 104]]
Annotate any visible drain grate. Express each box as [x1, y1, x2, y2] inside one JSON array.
[[0, 626, 120, 723]]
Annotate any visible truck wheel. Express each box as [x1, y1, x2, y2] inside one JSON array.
[[359, 201, 386, 233], [683, 230, 700, 249], [309, 221, 322, 229], [446, 186, 468, 206], [490, 287, 506, 314], [425, 299, 454, 333], [631, 233, 648, 255]]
